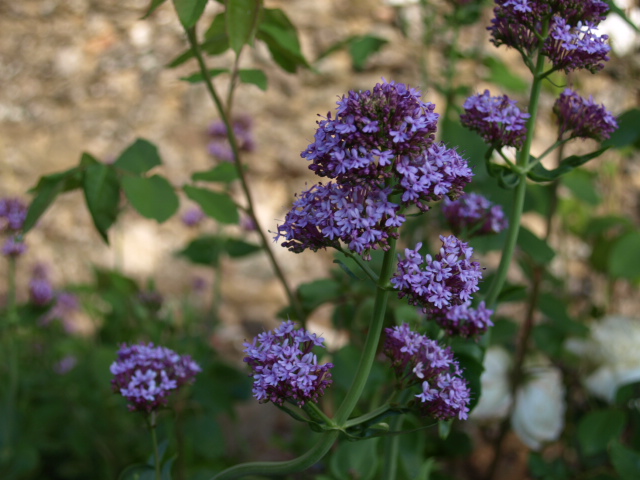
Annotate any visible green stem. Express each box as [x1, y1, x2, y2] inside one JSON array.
[[381, 414, 403, 480], [184, 26, 305, 325], [3, 256, 19, 454], [149, 411, 161, 480], [340, 248, 380, 284], [484, 45, 548, 309]]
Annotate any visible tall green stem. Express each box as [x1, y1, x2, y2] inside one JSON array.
[[184, 27, 305, 325], [484, 47, 548, 309], [149, 411, 161, 480], [3, 256, 19, 457]]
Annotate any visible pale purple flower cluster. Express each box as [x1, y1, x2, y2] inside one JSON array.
[[460, 90, 530, 149], [277, 80, 473, 258], [29, 263, 54, 306], [392, 236, 483, 314], [384, 323, 470, 420], [276, 181, 404, 258], [442, 193, 508, 236], [489, 1, 610, 74], [110, 343, 201, 413], [432, 301, 494, 338], [553, 88, 618, 141], [208, 115, 255, 162], [181, 206, 205, 227], [243, 320, 333, 406], [0, 197, 28, 257]]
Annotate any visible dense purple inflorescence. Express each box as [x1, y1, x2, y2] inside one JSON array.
[[384, 323, 470, 420], [392, 235, 483, 314], [460, 90, 530, 149], [243, 320, 333, 406], [553, 88, 618, 141], [432, 300, 494, 338], [110, 343, 201, 413], [442, 192, 509, 236]]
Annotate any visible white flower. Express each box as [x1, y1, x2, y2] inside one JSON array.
[[510, 366, 566, 450], [471, 347, 512, 421]]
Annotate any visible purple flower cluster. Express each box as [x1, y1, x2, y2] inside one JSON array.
[[489, 1, 610, 74], [384, 323, 470, 420], [276, 80, 473, 258], [243, 320, 333, 406], [208, 115, 255, 162], [29, 263, 54, 306], [442, 193, 508, 236], [181, 206, 206, 227], [432, 301, 494, 338], [460, 90, 530, 149], [110, 343, 201, 413], [0, 197, 28, 257], [392, 236, 483, 314], [553, 88, 618, 141]]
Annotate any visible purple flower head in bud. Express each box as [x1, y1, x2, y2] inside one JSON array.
[[391, 236, 483, 314], [110, 343, 201, 413], [29, 263, 54, 306], [208, 115, 256, 162], [384, 323, 470, 420], [553, 88, 618, 141], [442, 193, 508, 236], [433, 301, 494, 338], [181, 207, 205, 227], [461, 91, 530, 149], [0, 197, 28, 232], [243, 320, 333, 406]]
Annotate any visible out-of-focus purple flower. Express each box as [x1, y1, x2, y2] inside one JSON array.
[[553, 88, 618, 141], [392, 236, 483, 314], [543, 17, 610, 74], [275, 181, 405, 259], [442, 193, 508, 236], [208, 115, 255, 162], [54, 355, 78, 375], [240, 214, 257, 232], [243, 320, 333, 406], [110, 343, 201, 413], [29, 263, 54, 306], [0, 197, 28, 232], [2, 236, 27, 257], [192, 275, 208, 293], [137, 289, 164, 313], [181, 207, 205, 227], [433, 300, 494, 338], [384, 323, 470, 420], [40, 292, 82, 333], [461, 90, 530, 149]]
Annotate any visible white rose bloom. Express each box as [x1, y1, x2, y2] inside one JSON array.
[[510, 366, 566, 451], [471, 347, 512, 421], [582, 316, 640, 403]]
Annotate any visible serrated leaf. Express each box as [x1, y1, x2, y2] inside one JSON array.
[[114, 139, 162, 175], [577, 409, 627, 457], [179, 68, 228, 83], [121, 175, 178, 222], [82, 156, 121, 243], [348, 35, 388, 71], [527, 148, 608, 182], [517, 226, 555, 265], [183, 185, 239, 224], [608, 230, 640, 280], [238, 68, 267, 90], [192, 163, 239, 183], [172, 0, 208, 29], [226, 0, 260, 54], [23, 166, 83, 233]]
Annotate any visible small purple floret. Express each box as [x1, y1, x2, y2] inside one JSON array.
[[110, 343, 201, 413], [553, 88, 618, 141], [433, 301, 494, 338], [442, 193, 508, 236], [243, 320, 333, 406]]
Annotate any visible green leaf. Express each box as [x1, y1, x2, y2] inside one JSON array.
[[256, 8, 310, 73], [172, 0, 208, 29], [297, 279, 342, 313], [192, 163, 239, 183], [517, 226, 555, 265], [226, 0, 260, 55], [348, 35, 388, 71], [82, 155, 121, 243], [238, 68, 268, 90], [561, 169, 601, 206], [527, 148, 608, 182], [177, 235, 224, 266], [608, 230, 640, 280], [224, 238, 261, 258], [603, 108, 640, 149], [179, 68, 228, 83], [23, 165, 83, 233], [610, 440, 640, 480], [142, 0, 166, 19], [183, 185, 239, 224], [114, 138, 162, 175], [118, 463, 156, 480], [329, 438, 379, 480], [577, 409, 627, 457], [202, 12, 230, 56], [121, 175, 179, 222], [482, 56, 528, 93]]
